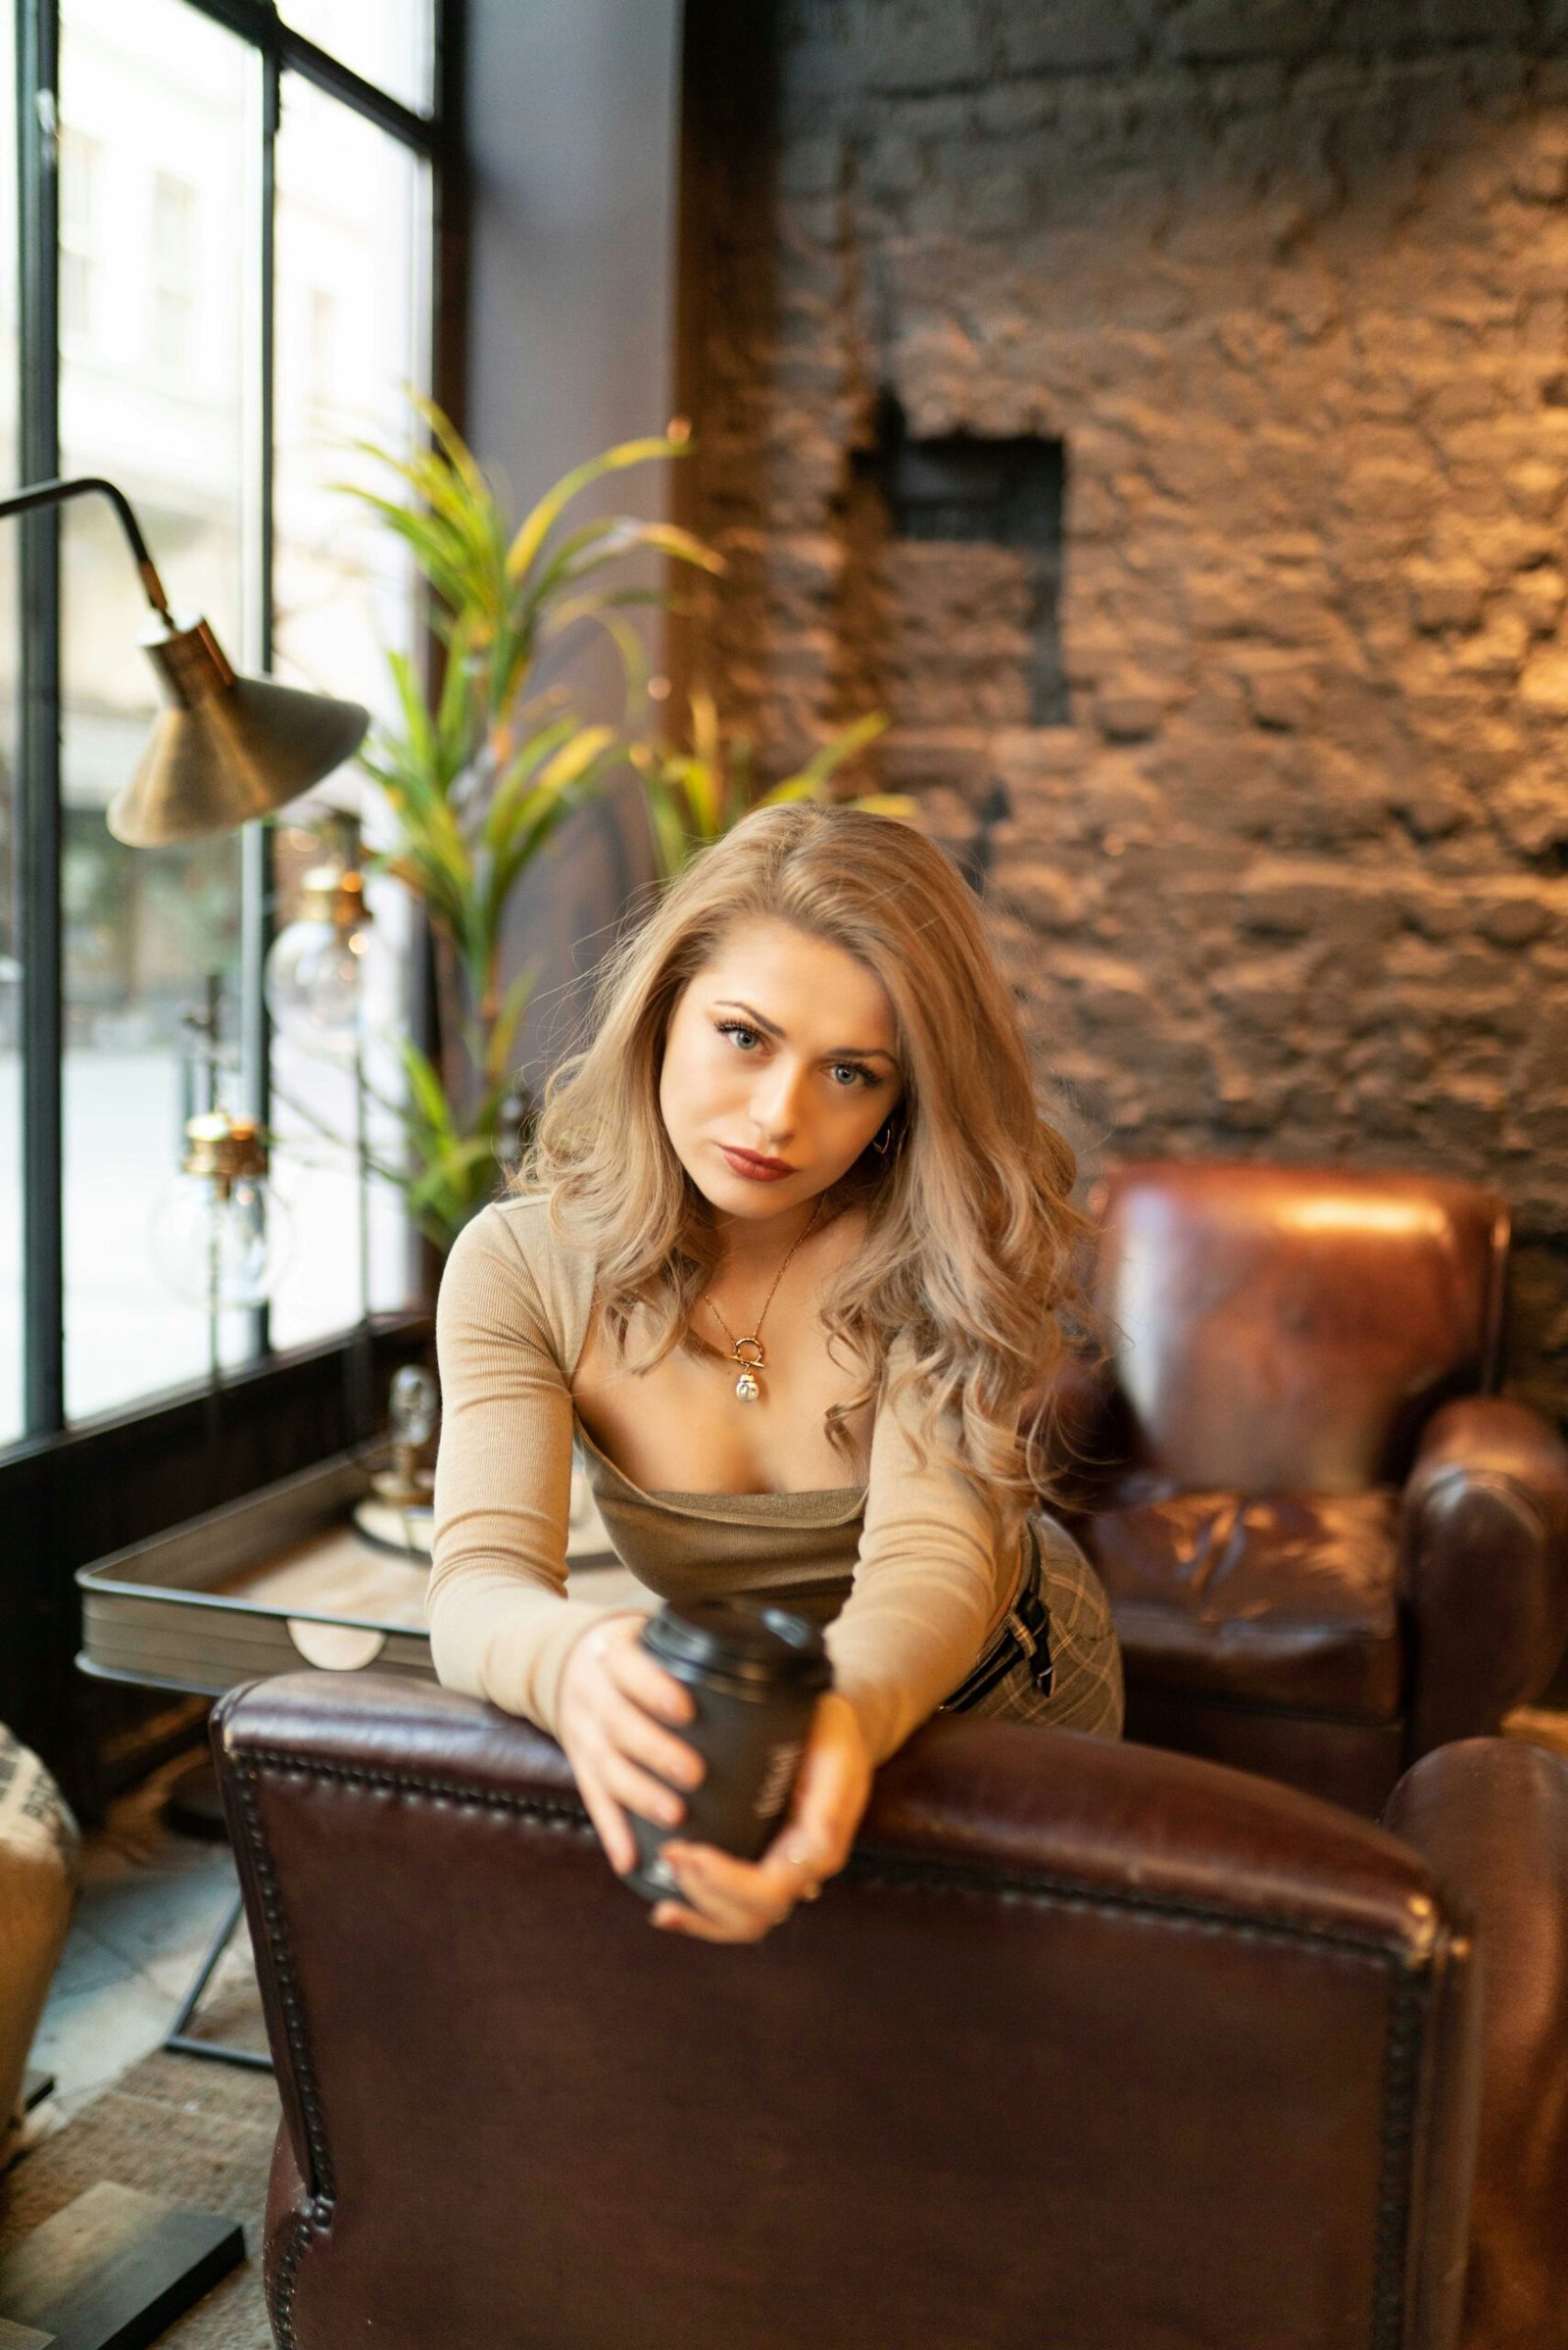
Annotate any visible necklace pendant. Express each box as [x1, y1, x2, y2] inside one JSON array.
[[729, 1336, 765, 1404]]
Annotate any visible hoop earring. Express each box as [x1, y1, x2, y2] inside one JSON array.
[[871, 1116, 900, 1158]]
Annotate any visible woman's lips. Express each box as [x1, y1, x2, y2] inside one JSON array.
[[718, 1146, 797, 1182]]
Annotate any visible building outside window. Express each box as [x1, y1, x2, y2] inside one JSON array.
[[148, 168, 200, 376], [57, 125, 100, 346]]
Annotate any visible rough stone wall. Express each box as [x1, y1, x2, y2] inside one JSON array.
[[682, 0, 1568, 1416]]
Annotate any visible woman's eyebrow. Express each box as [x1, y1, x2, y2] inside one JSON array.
[[712, 999, 899, 1063]]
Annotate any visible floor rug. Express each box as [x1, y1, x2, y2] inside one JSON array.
[[0, 1969, 275, 2348]]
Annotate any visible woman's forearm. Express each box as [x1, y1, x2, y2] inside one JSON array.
[[427, 1563, 624, 1738]]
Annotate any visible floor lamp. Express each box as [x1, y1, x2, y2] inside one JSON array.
[[0, 472, 368, 2350]]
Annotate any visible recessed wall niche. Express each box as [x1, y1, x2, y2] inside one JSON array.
[[852, 392, 1067, 728]]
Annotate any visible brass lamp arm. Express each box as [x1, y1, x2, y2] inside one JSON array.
[[0, 471, 173, 621], [0, 468, 368, 844]]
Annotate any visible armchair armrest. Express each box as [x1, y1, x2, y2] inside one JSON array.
[[1398, 1397, 1568, 1755], [1382, 1738, 1568, 2350]]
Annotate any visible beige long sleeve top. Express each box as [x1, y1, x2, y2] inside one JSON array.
[[427, 1193, 1023, 1765]]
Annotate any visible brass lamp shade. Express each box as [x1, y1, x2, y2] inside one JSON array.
[[106, 614, 370, 848]]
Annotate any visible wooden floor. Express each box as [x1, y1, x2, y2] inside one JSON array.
[[23, 1753, 242, 2135]]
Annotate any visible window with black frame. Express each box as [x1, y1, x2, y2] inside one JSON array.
[[0, 0, 458, 1449], [0, 6, 22, 1439]]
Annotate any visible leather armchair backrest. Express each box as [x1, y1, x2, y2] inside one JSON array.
[[1092, 1161, 1508, 1494], [216, 1672, 1480, 2350]]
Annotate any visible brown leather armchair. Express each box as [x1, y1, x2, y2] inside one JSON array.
[[1054, 1161, 1568, 1814], [214, 1670, 1568, 2350]]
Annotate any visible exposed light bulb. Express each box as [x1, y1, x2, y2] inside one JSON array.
[[265, 863, 390, 1056], [389, 1364, 438, 1449], [148, 1112, 292, 1309]]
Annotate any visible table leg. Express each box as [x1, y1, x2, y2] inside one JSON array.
[[163, 1884, 273, 2075]]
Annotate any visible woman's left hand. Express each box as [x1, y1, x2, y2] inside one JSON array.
[[650, 1690, 871, 1943]]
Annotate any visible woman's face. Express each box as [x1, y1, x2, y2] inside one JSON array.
[[660, 917, 905, 1224]]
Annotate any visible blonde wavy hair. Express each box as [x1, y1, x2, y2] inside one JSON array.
[[517, 802, 1087, 1551]]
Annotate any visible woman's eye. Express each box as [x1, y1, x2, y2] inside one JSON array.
[[716, 1021, 873, 1089]]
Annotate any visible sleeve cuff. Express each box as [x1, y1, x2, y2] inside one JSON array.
[[428, 1571, 655, 1743], [821, 1664, 916, 1769]]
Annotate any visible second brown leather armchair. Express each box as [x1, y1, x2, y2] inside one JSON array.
[[1054, 1160, 1568, 1813]]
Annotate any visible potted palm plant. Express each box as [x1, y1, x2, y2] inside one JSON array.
[[278, 398, 903, 1259], [279, 397, 721, 1251]]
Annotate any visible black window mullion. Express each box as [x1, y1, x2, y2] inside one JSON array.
[[258, 52, 276, 666], [238, 45, 278, 1362], [17, 0, 63, 1437], [431, 0, 466, 427], [179, 0, 439, 154], [276, 20, 435, 151]]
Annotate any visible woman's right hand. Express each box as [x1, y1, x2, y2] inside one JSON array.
[[556, 1611, 707, 1876]]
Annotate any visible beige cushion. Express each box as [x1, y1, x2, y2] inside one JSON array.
[[0, 1727, 79, 2168]]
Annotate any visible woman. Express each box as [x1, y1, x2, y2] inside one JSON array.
[[429, 803, 1122, 1945]]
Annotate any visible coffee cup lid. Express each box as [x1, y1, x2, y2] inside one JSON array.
[[643, 1598, 833, 1690]]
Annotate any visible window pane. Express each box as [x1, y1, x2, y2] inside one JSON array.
[[270, 73, 430, 1351], [59, 128, 103, 346], [279, 0, 434, 117], [59, 0, 259, 1422], [0, 3, 22, 1444]]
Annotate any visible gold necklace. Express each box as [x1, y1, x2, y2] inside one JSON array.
[[703, 1195, 826, 1403]]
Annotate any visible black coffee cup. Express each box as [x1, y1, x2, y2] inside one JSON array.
[[623, 1598, 834, 1904]]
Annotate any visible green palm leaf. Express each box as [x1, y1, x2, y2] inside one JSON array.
[[396, 1035, 456, 1140], [504, 432, 695, 586], [484, 968, 536, 1087], [321, 393, 726, 1257], [480, 717, 582, 855], [787, 710, 890, 789]]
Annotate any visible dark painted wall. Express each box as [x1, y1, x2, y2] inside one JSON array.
[[465, 0, 681, 1090]]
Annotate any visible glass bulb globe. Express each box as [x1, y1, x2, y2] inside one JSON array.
[[265, 866, 392, 1056], [265, 919, 382, 1052], [149, 1171, 292, 1309], [389, 1363, 438, 1448]]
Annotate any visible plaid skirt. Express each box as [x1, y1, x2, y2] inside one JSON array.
[[939, 1508, 1124, 1737]]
